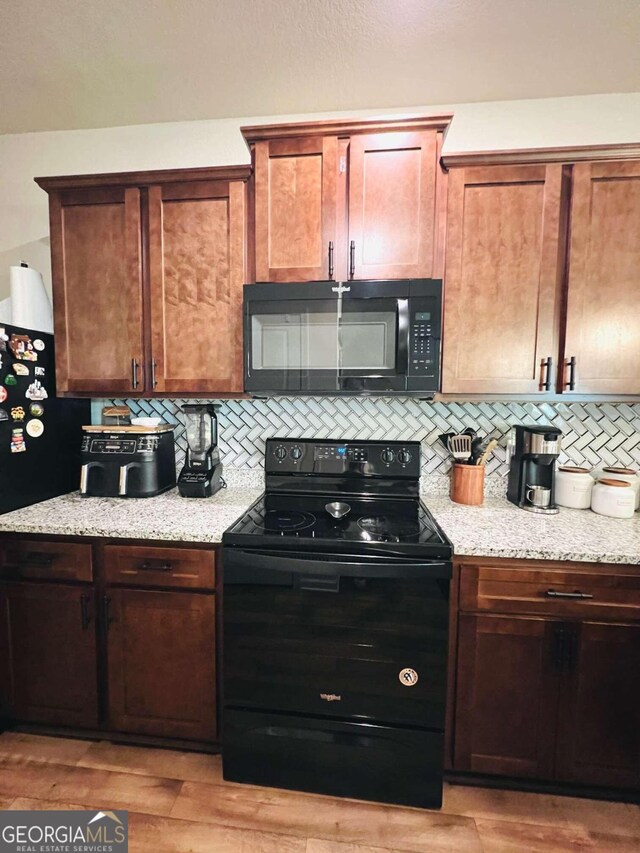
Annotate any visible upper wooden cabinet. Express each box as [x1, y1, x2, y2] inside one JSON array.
[[48, 186, 144, 395], [563, 160, 640, 395], [348, 131, 437, 280], [243, 117, 450, 284], [36, 166, 250, 397], [254, 136, 338, 282], [442, 164, 567, 395]]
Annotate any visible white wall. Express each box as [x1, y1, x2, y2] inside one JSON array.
[[2, 92, 640, 301]]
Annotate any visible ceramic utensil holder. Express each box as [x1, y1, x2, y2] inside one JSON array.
[[451, 463, 485, 505]]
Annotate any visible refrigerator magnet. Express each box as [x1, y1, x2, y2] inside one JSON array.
[[25, 380, 47, 400], [34, 366, 45, 377], [26, 419, 44, 438], [0, 408, 8, 422], [29, 402, 44, 417], [0, 388, 7, 403], [9, 334, 37, 361], [10, 429, 26, 453], [0, 328, 7, 350], [33, 339, 45, 351], [12, 363, 29, 376], [4, 374, 17, 386], [10, 406, 25, 422]]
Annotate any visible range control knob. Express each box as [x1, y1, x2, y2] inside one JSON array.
[[398, 449, 412, 465], [290, 445, 303, 460], [381, 449, 395, 464], [274, 445, 287, 460]]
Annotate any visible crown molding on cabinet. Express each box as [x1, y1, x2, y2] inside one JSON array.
[[241, 114, 454, 145], [441, 141, 640, 169], [34, 164, 252, 192]]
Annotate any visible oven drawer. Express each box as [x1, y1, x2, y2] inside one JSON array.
[[223, 707, 444, 808], [0, 539, 93, 582], [104, 545, 216, 590], [459, 562, 640, 620]]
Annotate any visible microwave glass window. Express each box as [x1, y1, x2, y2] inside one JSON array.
[[251, 308, 397, 371]]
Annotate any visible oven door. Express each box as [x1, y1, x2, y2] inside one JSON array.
[[223, 547, 450, 730], [244, 281, 409, 393]]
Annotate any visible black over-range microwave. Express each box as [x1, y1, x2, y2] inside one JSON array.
[[243, 279, 442, 395]]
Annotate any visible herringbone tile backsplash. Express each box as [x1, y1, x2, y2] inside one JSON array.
[[95, 397, 640, 479]]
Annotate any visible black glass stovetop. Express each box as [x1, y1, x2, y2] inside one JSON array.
[[224, 492, 450, 553]]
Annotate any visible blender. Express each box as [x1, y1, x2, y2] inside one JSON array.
[[178, 404, 223, 498]]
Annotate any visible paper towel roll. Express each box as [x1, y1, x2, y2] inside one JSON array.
[[10, 265, 53, 333], [0, 296, 12, 324]]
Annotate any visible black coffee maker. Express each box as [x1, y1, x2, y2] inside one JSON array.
[[507, 424, 562, 514], [178, 404, 223, 498]]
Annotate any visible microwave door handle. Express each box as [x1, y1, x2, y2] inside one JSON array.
[[397, 298, 409, 374]]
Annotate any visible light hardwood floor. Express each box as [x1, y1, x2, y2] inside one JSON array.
[[0, 732, 638, 852]]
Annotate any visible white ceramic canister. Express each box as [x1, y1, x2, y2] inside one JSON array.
[[591, 478, 636, 519], [555, 466, 594, 509], [591, 467, 640, 510]]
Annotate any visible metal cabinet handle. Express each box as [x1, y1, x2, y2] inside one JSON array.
[[328, 242, 334, 280], [565, 356, 576, 390], [131, 357, 139, 390], [151, 359, 158, 389], [139, 561, 173, 572], [102, 595, 113, 631], [540, 356, 552, 392], [80, 594, 91, 630], [349, 240, 356, 279], [545, 589, 593, 600]]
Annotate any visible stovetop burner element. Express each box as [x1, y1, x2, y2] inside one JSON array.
[[259, 510, 315, 532], [357, 515, 421, 542]]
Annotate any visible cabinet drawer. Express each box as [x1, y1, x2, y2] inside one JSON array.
[[459, 562, 640, 621], [0, 539, 93, 582], [104, 545, 215, 590]]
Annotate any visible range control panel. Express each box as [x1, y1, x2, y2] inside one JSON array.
[[266, 439, 421, 477]]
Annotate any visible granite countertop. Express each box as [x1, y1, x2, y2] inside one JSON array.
[[1, 469, 639, 563], [426, 495, 640, 565], [0, 469, 262, 544]]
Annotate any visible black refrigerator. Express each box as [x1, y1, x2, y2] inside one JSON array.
[[0, 323, 90, 514]]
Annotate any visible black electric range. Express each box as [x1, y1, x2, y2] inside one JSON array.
[[222, 438, 453, 809]]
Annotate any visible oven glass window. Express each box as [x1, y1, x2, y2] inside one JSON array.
[[251, 308, 397, 371]]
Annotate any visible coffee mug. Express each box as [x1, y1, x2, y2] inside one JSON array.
[[526, 484, 551, 508]]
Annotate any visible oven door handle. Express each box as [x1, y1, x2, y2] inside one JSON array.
[[223, 548, 451, 580]]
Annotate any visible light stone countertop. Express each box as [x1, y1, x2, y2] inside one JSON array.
[[425, 495, 640, 565], [0, 469, 639, 564]]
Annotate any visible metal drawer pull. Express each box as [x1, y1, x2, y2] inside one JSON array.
[[139, 561, 173, 572], [131, 357, 139, 389], [328, 241, 334, 280], [544, 589, 594, 600]]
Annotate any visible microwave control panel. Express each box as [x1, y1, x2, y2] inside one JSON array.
[[409, 304, 439, 377]]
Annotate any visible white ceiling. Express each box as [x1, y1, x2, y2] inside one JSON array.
[[2, 0, 640, 134]]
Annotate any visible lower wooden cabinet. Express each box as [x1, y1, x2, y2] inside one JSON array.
[[453, 560, 640, 791], [0, 582, 98, 727], [105, 588, 217, 741]]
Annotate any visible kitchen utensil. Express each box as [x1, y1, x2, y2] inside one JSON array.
[[555, 466, 593, 509], [447, 434, 472, 461], [591, 479, 635, 519], [325, 501, 351, 519], [471, 435, 489, 463], [477, 438, 498, 466], [526, 484, 551, 508], [438, 432, 456, 453], [462, 427, 477, 439]]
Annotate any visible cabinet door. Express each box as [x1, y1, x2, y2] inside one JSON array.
[[106, 589, 216, 741], [148, 180, 245, 393], [454, 614, 560, 779], [556, 621, 640, 789], [442, 165, 566, 394], [49, 186, 144, 394], [0, 583, 98, 727], [254, 136, 338, 282], [564, 160, 640, 394], [348, 131, 437, 280]]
